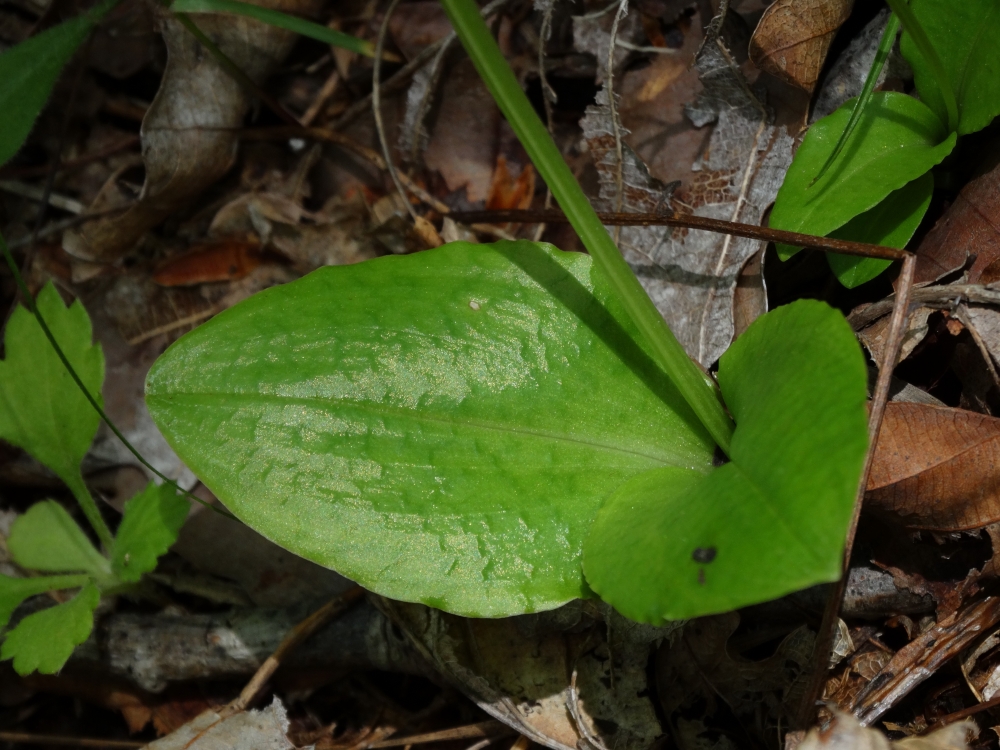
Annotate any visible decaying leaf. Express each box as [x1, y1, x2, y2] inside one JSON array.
[[63, 0, 314, 262], [142, 697, 294, 750], [856, 307, 934, 366], [378, 598, 675, 750], [799, 709, 973, 750], [582, 8, 795, 366], [486, 156, 535, 211], [749, 0, 854, 93], [866, 402, 1000, 531], [153, 241, 264, 287], [911, 151, 1000, 287]]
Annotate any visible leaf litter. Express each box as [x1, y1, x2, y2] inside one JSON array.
[[4, 0, 1000, 748]]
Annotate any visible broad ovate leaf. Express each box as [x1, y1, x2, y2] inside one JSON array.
[[7, 500, 110, 578], [826, 171, 934, 288], [0, 574, 90, 628], [584, 300, 868, 622], [146, 241, 715, 617], [0, 283, 104, 489], [0, 0, 114, 167], [900, 0, 1000, 135], [1, 582, 100, 675], [770, 92, 955, 267], [111, 482, 189, 582]]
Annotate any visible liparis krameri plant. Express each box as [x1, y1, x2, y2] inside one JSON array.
[[143, 0, 872, 624], [770, 0, 1000, 288]]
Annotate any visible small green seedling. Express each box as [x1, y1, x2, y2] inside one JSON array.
[[771, 0, 1000, 288], [0, 285, 189, 674]]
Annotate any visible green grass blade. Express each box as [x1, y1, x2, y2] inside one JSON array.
[[811, 13, 901, 186], [885, 0, 957, 132], [438, 0, 734, 454], [169, 0, 377, 57]]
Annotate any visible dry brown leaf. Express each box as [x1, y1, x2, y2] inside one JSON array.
[[749, 0, 854, 93], [866, 402, 1000, 531], [64, 0, 314, 262], [799, 709, 973, 750], [485, 156, 536, 211], [378, 598, 674, 750], [911, 152, 1000, 287], [142, 697, 293, 750], [153, 240, 263, 287]]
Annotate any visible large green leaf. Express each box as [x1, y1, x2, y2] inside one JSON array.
[[0, 283, 104, 491], [826, 171, 934, 288], [110, 482, 189, 583], [7, 500, 110, 578], [0, 0, 115, 168], [146, 241, 715, 617], [770, 92, 955, 265], [1, 582, 100, 675], [900, 0, 1000, 135], [583, 300, 868, 623]]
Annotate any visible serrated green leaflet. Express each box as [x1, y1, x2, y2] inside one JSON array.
[[900, 0, 1000, 135], [0, 0, 116, 168], [0, 283, 104, 492], [583, 300, 868, 623], [1, 582, 99, 674], [770, 92, 955, 266], [826, 171, 934, 288], [146, 240, 715, 617], [0, 574, 89, 628], [111, 483, 189, 582], [7, 501, 110, 578]]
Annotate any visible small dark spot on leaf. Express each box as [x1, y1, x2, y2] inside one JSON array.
[[692, 546, 717, 564], [712, 446, 729, 467]]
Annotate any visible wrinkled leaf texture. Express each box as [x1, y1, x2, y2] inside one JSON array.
[[900, 0, 1000, 135], [583, 300, 869, 622], [147, 241, 715, 617], [770, 92, 956, 287]]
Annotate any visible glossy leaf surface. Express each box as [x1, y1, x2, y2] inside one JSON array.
[[1, 582, 99, 674], [826, 171, 934, 288], [147, 241, 715, 617], [0, 0, 113, 167], [770, 92, 955, 263], [900, 0, 1000, 135], [0, 283, 104, 488], [111, 483, 189, 582], [7, 501, 110, 578], [583, 300, 868, 622]]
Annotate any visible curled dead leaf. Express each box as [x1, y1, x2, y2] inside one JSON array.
[[749, 0, 854, 92], [799, 709, 973, 750], [867, 402, 1000, 531]]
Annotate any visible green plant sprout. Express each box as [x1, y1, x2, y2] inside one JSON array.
[[771, 0, 1000, 288], [0, 285, 189, 675], [145, 0, 870, 624]]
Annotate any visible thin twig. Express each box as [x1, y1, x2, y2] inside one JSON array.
[[924, 694, 1000, 733], [223, 585, 365, 716], [449, 208, 908, 260], [372, 0, 418, 223], [532, 0, 557, 244], [301, 68, 341, 125], [606, 0, 628, 245], [848, 283, 1000, 329], [0, 732, 143, 749], [367, 721, 513, 748], [793, 253, 916, 729]]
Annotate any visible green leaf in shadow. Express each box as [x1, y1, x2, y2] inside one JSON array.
[[826, 171, 934, 288], [1, 582, 100, 675], [0, 0, 115, 168], [111, 483, 189, 582], [0, 574, 90, 629], [7, 501, 110, 578], [583, 300, 868, 622], [0, 283, 104, 491], [770, 92, 955, 265], [900, 0, 1000, 135], [146, 241, 715, 617]]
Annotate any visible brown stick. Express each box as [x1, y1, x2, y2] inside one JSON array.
[[367, 721, 514, 748], [448, 209, 908, 261], [223, 585, 365, 716], [0, 732, 143, 748], [792, 253, 917, 729]]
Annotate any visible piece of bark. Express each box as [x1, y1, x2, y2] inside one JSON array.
[[749, 0, 854, 93], [866, 402, 1000, 531]]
